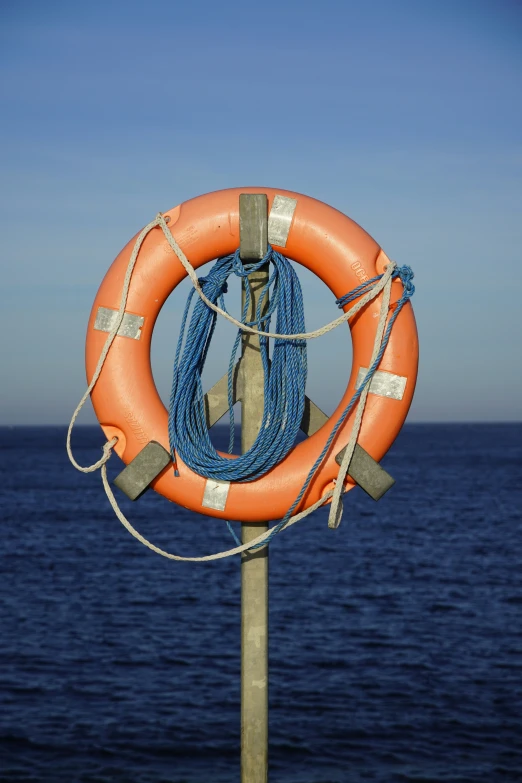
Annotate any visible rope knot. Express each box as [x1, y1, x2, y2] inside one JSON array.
[[231, 246, 274, 278], [394, 265, 415, 298], [198, 276, 228, 297]]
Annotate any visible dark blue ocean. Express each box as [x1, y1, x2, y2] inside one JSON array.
[[1, 424, 521, 783]]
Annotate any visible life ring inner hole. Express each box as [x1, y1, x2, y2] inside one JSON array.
[[150, 252, 353, 457]]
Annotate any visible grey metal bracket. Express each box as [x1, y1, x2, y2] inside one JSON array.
[[336, 444, 394, 501], [113, 441, 171, 501]]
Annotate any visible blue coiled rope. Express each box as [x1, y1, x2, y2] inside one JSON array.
[[168, 254, 414, 549], [168, 246, 307, 483]]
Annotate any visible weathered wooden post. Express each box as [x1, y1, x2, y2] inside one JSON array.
[[239, 194, 269, 783]]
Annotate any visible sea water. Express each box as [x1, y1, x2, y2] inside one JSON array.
[[1, 424, 521, 782]]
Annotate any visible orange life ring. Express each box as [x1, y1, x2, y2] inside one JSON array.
[[86, 187, 418, 522]]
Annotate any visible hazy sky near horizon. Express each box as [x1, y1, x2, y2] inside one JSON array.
[[1, 0, 521, 424]]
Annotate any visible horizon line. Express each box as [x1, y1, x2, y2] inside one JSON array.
[[1, 421, 521, 428]]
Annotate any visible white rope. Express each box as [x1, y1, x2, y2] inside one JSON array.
[[67, 212, 397, 559], [102, 462, 334, 560], [327, 271, 392, 528]]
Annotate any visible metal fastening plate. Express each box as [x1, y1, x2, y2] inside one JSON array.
[[268, 195, 297, 248], [239, 194, 268, 260], [202, 479, 231, 511], [113, 441, 172, 500], [94, 307, 145, 340], [335, 443, 395, 501], [356, 368, 407, 401]]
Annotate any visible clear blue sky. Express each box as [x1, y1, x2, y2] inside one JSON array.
[[1, 0, 521, 424]]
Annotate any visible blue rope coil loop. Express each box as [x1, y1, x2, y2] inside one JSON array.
[[168, 246, 307, 479], [168, 252, 414, 548]]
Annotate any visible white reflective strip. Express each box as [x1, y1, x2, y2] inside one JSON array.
[[94, 307, 144, 340], [356, 368, 407, 401], [268, 195, 297, 247], [202, 479, 230, 511]]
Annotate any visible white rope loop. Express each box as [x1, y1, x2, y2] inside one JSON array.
[[102, 464, 334, 561], [67, 212, 397, 560]]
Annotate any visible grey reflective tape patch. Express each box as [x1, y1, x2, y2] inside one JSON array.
[[268, 195, 297, 247], [356, 368, 407, 401], [94, 307, 145, 340], [202, 479, 230, 511]]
